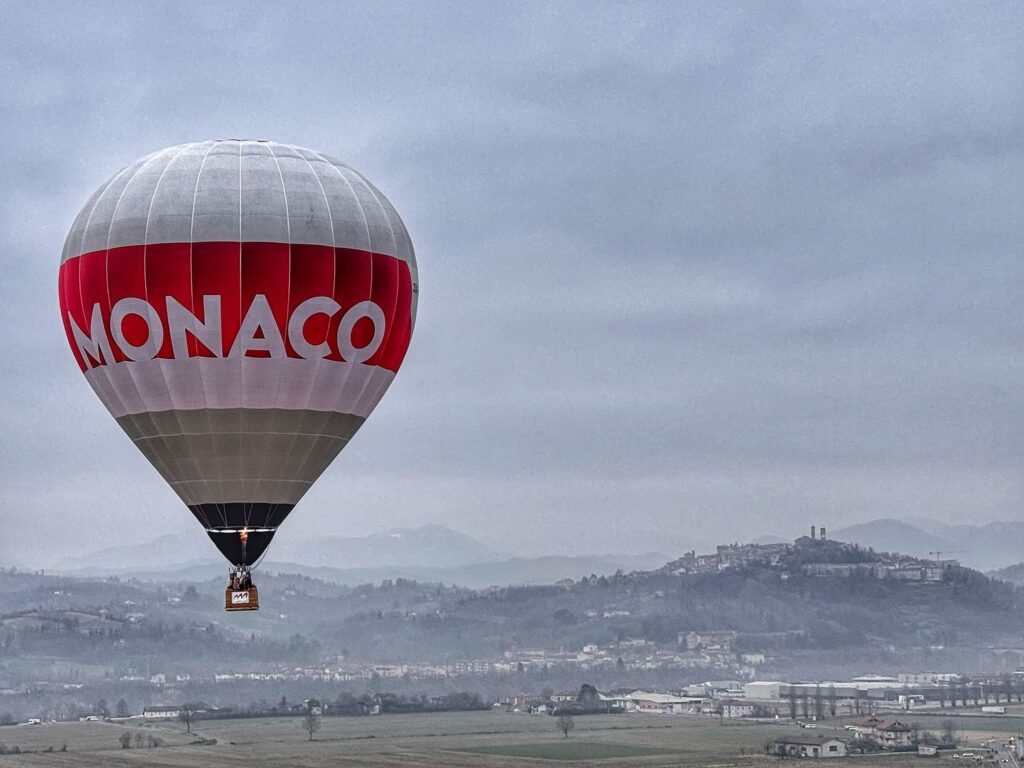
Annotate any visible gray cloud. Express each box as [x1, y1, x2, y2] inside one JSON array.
[[1, 1, 1022, 565]]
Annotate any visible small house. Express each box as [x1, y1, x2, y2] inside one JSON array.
[[774, 735, 847, 758]]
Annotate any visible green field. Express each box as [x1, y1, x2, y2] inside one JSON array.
[[0, 710, 1017, 767], [907, 712, 1024, 736], [453, 740, 675, 760]]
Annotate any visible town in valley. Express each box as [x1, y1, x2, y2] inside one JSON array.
[[3, 527, 1024, 765]]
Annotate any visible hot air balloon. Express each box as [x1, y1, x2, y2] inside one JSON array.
[[58, 140, 417, 610]]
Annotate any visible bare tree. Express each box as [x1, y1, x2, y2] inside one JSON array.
[[178, 703, 199, 735], [118, 731, 132, 749], [941, 720, 957, 747], [302, 708, 321, 741], [556, 713, 575, 738]]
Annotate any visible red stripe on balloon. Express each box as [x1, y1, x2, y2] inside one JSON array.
[[192, 241, 241, 358], [59, 243, 413, 374], [58, 255, 86, 369], [287, 244, 336, 357], [144, 243, 192, 358], [329, 249, 374, 364], [383, 260, 414, 371]]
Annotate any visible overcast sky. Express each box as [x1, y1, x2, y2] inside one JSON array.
[[1, 1, 1022, 567]]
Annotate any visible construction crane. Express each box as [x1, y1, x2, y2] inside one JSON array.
[[928, 550, 963, 564]]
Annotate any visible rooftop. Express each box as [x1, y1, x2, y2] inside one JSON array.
[[776, 735, 845, 746]]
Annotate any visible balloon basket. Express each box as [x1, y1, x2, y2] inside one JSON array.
[[225, 586, 260, 612]]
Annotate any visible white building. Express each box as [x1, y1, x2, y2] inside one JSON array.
[[142, 706, 180, 719], [142, 703, 209, 720], [774, 735, 847, 758], [602, 691, 703, 714], [720, 700, 757, 718], [744, 681, 784, 700], [680, 631, 738, 651], [897, 672, 957, 685]]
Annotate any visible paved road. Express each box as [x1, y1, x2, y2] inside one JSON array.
[[994, 741, 1020, 768]]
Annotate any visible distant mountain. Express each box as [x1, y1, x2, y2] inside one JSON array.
[[65, 525, 503, 576], [988, 562, 1024, 586], [899, 516, 960, 534], [63, 532, 219, 574], [273, 524, 506, 569], [831, 519, 949, 557], [831, 518, 1024, 572], [276, 553, 670, 589], [73, 553, 669, 590], [60, 524, 667, 588]]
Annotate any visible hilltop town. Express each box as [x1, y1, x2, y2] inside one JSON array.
[[667, 525, 960, 582]]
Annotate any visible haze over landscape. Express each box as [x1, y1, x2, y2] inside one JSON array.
[[3, 6, 1024, 767], [33, 517, 1024, 586], [2, 2, 1023, 568]]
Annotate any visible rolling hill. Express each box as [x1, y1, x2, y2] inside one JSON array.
[[60, 525, 667, 588], [830, 518, 1024, 571]]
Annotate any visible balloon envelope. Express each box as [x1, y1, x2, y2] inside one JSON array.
[[58, 140, 417, 565]]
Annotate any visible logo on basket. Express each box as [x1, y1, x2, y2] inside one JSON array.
[[231, 591, 251, 605]]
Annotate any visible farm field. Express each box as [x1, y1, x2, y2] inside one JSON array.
[[0, 710, 1017, 767], [452, 740, 678, 760], [906, 711, 1024, 737]]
